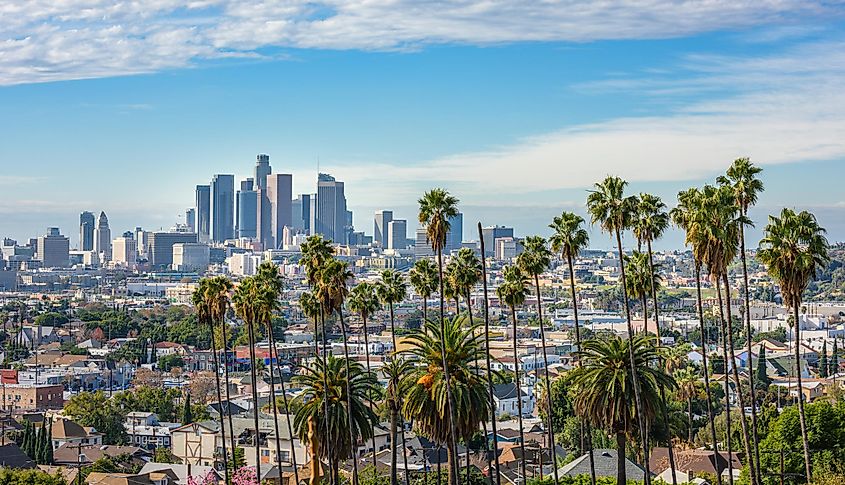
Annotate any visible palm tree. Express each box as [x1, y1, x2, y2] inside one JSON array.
[[549, 210, 596, 485], [347, 282, 382, 468], [383, 357, 415, 485], [256, 262, 298, 484], [418, 188, 461, 485], [402, 315, 491, 485], [570, 334, 675, 485], [410, 259, 439, 325], [204, 275, 237, 472], [496, 266, 530, 481], [718, 157, 764, 480], [192, 279, 230, 484], [624, 251, 662, 334], [376, 269, 411, 485], [586, 175, 650, 484], [301, 291, 322, 358], [232, 276, 269, 481], [293, 356, 379, 485], [671, 187, 723, 485], [673, 367, 701, 444], [758, 208, 829, 482], [516, 235, 559, 483], [316, 258, 361, 485]]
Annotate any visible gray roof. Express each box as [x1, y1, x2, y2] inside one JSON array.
[[558, 449, 648, 478]]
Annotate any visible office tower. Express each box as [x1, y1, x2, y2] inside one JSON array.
[[112, 234, 137, 266], [374, 210, 393, 246], [237, 179, 257, 239], [195, 185, 211, 243], [447, 213, 463, 251], [135, 227, 150, 259], [480, 225, 514, 257], [264, 173, 293, 249], [495, 237, 523, 260], [308, 195, 317, 237], [315, 173, 348, 244], [172, 243, 210, 272], [292, 194, 312, 234], [94, 211, 112, 261], [414, 227, 433, 258], [210, 174, 235, 242], [254, 154, 271, 190], [387, 219, 407, 250], [149, 232, 198, 267], [185, 209, 196, 233], [79, 211, 95, 251], [36, 227, 70, 268]]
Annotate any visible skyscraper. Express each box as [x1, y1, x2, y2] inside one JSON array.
[[210, 174, 235, 242], [291, 194, 312, 234], [149, 231, 198, 267], [254, 154, 271, 190], [315, 173, 348, 244], [374, 210, 393, 247], [480, 225, 514, 257], [195, 185, 211, 243], [447, 212, 463, 251], [185, 208, 196, 233], [237, 178, 257, 239], [266, 174, 293, 249], [255, 155, 273, 248], [37, 227, 69, 268], [112, 234, 137, 266], [387, 219, 407, 250], [94, 211, 112, 261], [79, 211, 95, 251]]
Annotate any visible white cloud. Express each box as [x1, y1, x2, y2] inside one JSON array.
[[0, 0, 835, 85]]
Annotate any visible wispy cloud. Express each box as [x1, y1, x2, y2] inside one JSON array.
[[0, 0, 836, 85]]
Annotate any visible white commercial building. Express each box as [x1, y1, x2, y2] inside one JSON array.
[[172, 243, 210, 272]]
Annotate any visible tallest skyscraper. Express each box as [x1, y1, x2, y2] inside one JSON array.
[[255, 154, 273, 248], [255, 153, 271, 190]]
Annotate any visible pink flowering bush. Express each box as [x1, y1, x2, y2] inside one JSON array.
[[231, 466, 259, 485], [186, 470, 217, 485]]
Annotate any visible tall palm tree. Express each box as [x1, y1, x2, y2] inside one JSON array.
[[293, 356, 379, 485], [347, 282, 382, 468], [376, 269, 411, 485], [232, 276, 269, 481], [496, 266, 530, 481], [697, 184, 756, 485], [192, 279, 230, 484], [569, 334, 675, 485], [256, 262, 298, 484], [402, 315, 491, 485], [586, 175, 650, 484], [549, 210, 596, 485], [673, 367, 701, 445], [758, 208, 829, 482], [624, 251, 662, 333], [316, 258, 361, 485], [418, 188, 461, 485], [671, 187, 723, 485], [205, 275, 237, 472], [718, 157, 764, 480], [301, 291, 322, 359], [383, 357, 415, 485], [516, 236, 559, 483], [410, 259, 439, 325]]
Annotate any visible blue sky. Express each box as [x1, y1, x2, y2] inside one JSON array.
[[1, 1, 844, 250]]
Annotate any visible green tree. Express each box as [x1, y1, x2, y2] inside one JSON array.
[[409, 259, 439, 325], [383, 357, 414, 485], [0, 468, 66, 485], [832, 339, 839, 377], [820, 341, 829, 378], [182, 392, 193, 424], [156, 354, 184, 372], [64, 391, 127, 444], [755, 345, 771, 391]]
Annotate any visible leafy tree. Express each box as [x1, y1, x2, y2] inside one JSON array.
[[63, 391, 127, 444], [0, 468, 66, 485], [820, 341, 829, 378], [537, 374, 574, 435], [154, 447, 178, 463], [33, 312, 68, 327], [755, 345, 771, 390], [157, 354, 184, 372], [182, 392, 193, 424]]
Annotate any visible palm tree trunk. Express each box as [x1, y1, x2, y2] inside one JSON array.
[[308, 416, 321, 485], [361, 315, 378, 468], [319, 309, 334, 485], [533, 273, 559, 484], [615, 229, 651, 485], [265, 322, 284, 475], [337, 310, 359, 485], [510, 306, 528, 483], [268, 322, 299, 485], [390, 408, 398, 485], [794, 304, 812, 482], [209, 318, 230, 483], [739, 222, 762, 482], [722, 273, 756, 485], [437, 248, 460, 485], [688, 399, 693, 444], [616, 431, 626, 485], [646, 240, 677, 485], [566, 253, 596, 485], [696, 264, 723, 485], [478, 225, 502, 485], [714, 278, 734, 485], [246, 318, 261, 482], [388, 303, 411, 485], [220, 318, 237, 468]]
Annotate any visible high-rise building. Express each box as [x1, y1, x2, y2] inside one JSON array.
[[237, 178, 257, 239], [480, 225, 514, 257], [414, 227, 433, 258], [94, 211, 112, 261], [135, 227, 150, 260], [387, 219, 406, 250], [36, 228, 69, 268], [185, 208, 196, 233], [149, 232, 198, 267], [447, 213, 463, 251], [112, 234, 137, 266], [79, 212, 95, 251], [374, 210, 393, 247], [210, 174, 235, 242], [172, 243, 210, 272], [291, 194, 312, 234], [254, 154, 271, 190], [265, 174, 293, 249], [195, 185, 211, 243], [495, 237, 523, 260], [315, 173, 348, 244]]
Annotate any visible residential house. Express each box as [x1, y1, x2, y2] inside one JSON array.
[[125, 412, 179, 450], [51, 418, 104, 449], [650, 447, 742, 481], [492, 383, 535, 417], [558, 449, 647, 479]]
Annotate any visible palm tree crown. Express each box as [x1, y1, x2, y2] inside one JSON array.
[[549, 211, 590, 262], [376, 270, 408, 309], [347, 283, 382, 324], [717, 157, 764, 214], [587, 176, 637, 235], [632, 193, 670, 248], [409, 259, 439, 300], [516, 236, 551, 278], [497, 266, 530, 309], [418, 189, 460, 253]]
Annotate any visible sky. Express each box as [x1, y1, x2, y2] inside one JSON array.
[[2, 1, 845, 251]]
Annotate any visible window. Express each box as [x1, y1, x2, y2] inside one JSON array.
[[262, 450, 270, 457]]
